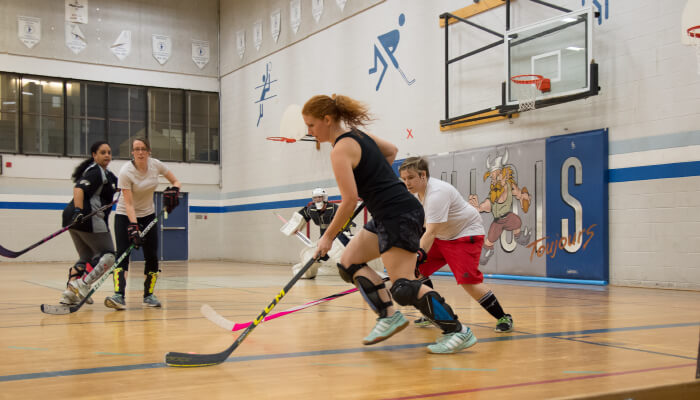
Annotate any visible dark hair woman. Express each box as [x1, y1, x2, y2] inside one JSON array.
[[60, 141, 118, 306]]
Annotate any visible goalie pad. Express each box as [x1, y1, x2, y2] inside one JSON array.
[[280, 212, 306, 236], [292, 246, 321, 279]]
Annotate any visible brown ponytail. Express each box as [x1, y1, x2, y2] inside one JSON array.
[[302, 94, 372, 128]]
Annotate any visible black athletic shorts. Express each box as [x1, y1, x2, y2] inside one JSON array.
[[364, 207, 425, 254]]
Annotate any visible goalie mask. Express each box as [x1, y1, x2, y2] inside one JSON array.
[[311, 188, 328, 209]]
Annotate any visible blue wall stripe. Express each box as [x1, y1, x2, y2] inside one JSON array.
[[608, 161, 700, 183], [0, 202, 65, 210], [3, 161, 700, 211]]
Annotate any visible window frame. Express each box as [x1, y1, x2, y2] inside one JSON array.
[[0, 70, 220, 165]]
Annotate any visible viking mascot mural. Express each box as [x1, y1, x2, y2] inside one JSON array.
[[468, 149, 532, 265]]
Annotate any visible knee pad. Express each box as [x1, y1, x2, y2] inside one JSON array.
[[84, 252, 115, 285], [390, 278, 423, 306], [92, 252, 115, 269], [355, 276, 392, 318], [416, 291, 461, 333], [336, 263, 368, 283]]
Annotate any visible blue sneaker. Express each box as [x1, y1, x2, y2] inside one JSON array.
[[362, 311, 408, 345], [427, 327, 477, 354], [104, 293, 126, 310], [142, 294, 161, 308]]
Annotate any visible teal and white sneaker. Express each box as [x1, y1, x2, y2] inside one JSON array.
[[104, 293, 126, 310], [495, 314, 513, 333], [142, 294, 161, 308], [414, 316, 433, 327], [362, 311, 409, 345], [427, 327, 477, 354]]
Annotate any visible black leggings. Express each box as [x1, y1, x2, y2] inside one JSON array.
[[114, 213, 159, 274]]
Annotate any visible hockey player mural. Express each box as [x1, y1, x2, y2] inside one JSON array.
[[468, 149, 532, 265]]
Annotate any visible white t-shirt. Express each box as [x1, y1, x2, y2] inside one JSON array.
[[116, 158, 170, 218], [422, 177, 485, 240]]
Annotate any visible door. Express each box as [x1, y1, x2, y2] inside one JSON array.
[[131, 191, 188, 261]]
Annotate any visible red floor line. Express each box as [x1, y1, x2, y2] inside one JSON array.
[[381, 363, 696, 400]]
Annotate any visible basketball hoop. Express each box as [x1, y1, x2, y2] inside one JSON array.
[[688, 25, 700, 75], [511, 74, 551, 112]]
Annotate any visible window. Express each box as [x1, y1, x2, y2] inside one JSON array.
[[0, 74, 19, 152], [66, 81, 106, 156], [0, 71, 218, 163], [22, 77, 64, 155], [149, 88, 184, 162], [187, 92, 219, 162], [108, 85, 146, 158]]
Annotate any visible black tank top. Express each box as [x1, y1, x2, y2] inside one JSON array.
[[334, 129, 421, 220]]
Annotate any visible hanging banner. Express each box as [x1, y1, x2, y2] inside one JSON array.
[[110, 30, 131, 61], [290, 0, 301, 34], [152, 34, 172, 65], [18, 16, 41, 49], [236, 30, 246, 59], [65, 0, 88, 24], [253, 20, 263, 51], [312, 0, 324, 23], [65, 23, 87, 54], [336, 0, 347, 12], [192, 39, 210, 69], [270, 9, 281, 43]]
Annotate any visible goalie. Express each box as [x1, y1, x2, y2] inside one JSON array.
[[281, 188, 382, 278]]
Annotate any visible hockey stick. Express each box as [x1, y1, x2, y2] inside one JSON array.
[[40, 208, 166, 315], [0, 198, 118, 259], [201, 286, 360, 331], [274, 212, 313, 247], [165, 202, 366, 367], [201, 274, 398, 332]]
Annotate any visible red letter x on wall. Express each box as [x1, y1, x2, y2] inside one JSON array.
[[406, 128, 414, 139]]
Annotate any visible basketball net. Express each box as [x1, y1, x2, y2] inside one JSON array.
[[689, 26, 700, 75], [511, 75, 549, 112]]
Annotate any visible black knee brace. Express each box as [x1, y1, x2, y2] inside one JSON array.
[[390, 278, 423, 306], [67, 262, 87, 284], [336, 263, 368, 283], [416, 291, 461, 333], [355, 276, 392, 318]]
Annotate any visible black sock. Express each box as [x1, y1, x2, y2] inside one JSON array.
[[478, 291, 506, 320]]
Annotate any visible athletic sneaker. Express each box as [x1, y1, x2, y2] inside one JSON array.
[[495, 314, 513, 333], [60, 289, 79, 305], [68, 279, 93, 305], [427, 327, 477, 354], [362, 311, 409, 345], [104, 293, 126, 310], [414, 316, 433, 327], [142, 294, 162, 308]]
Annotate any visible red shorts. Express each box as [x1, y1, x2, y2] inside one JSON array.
[[418, 235, 484, 285]]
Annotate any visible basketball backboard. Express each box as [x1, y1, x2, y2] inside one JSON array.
[[506, 7, 593, 107]]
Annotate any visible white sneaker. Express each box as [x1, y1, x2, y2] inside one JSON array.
[[60, 290, 79, 305], [68, 279, 93, 304]]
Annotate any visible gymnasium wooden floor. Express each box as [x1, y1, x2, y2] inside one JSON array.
[[0, 261, 698, 399]]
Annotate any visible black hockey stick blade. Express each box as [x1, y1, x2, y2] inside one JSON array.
[[165, 201, 365, 367], [39, 208, 165, 315], [0, 199, 118, 258]]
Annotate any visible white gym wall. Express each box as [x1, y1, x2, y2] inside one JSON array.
[[1, 0, 698, 289]]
